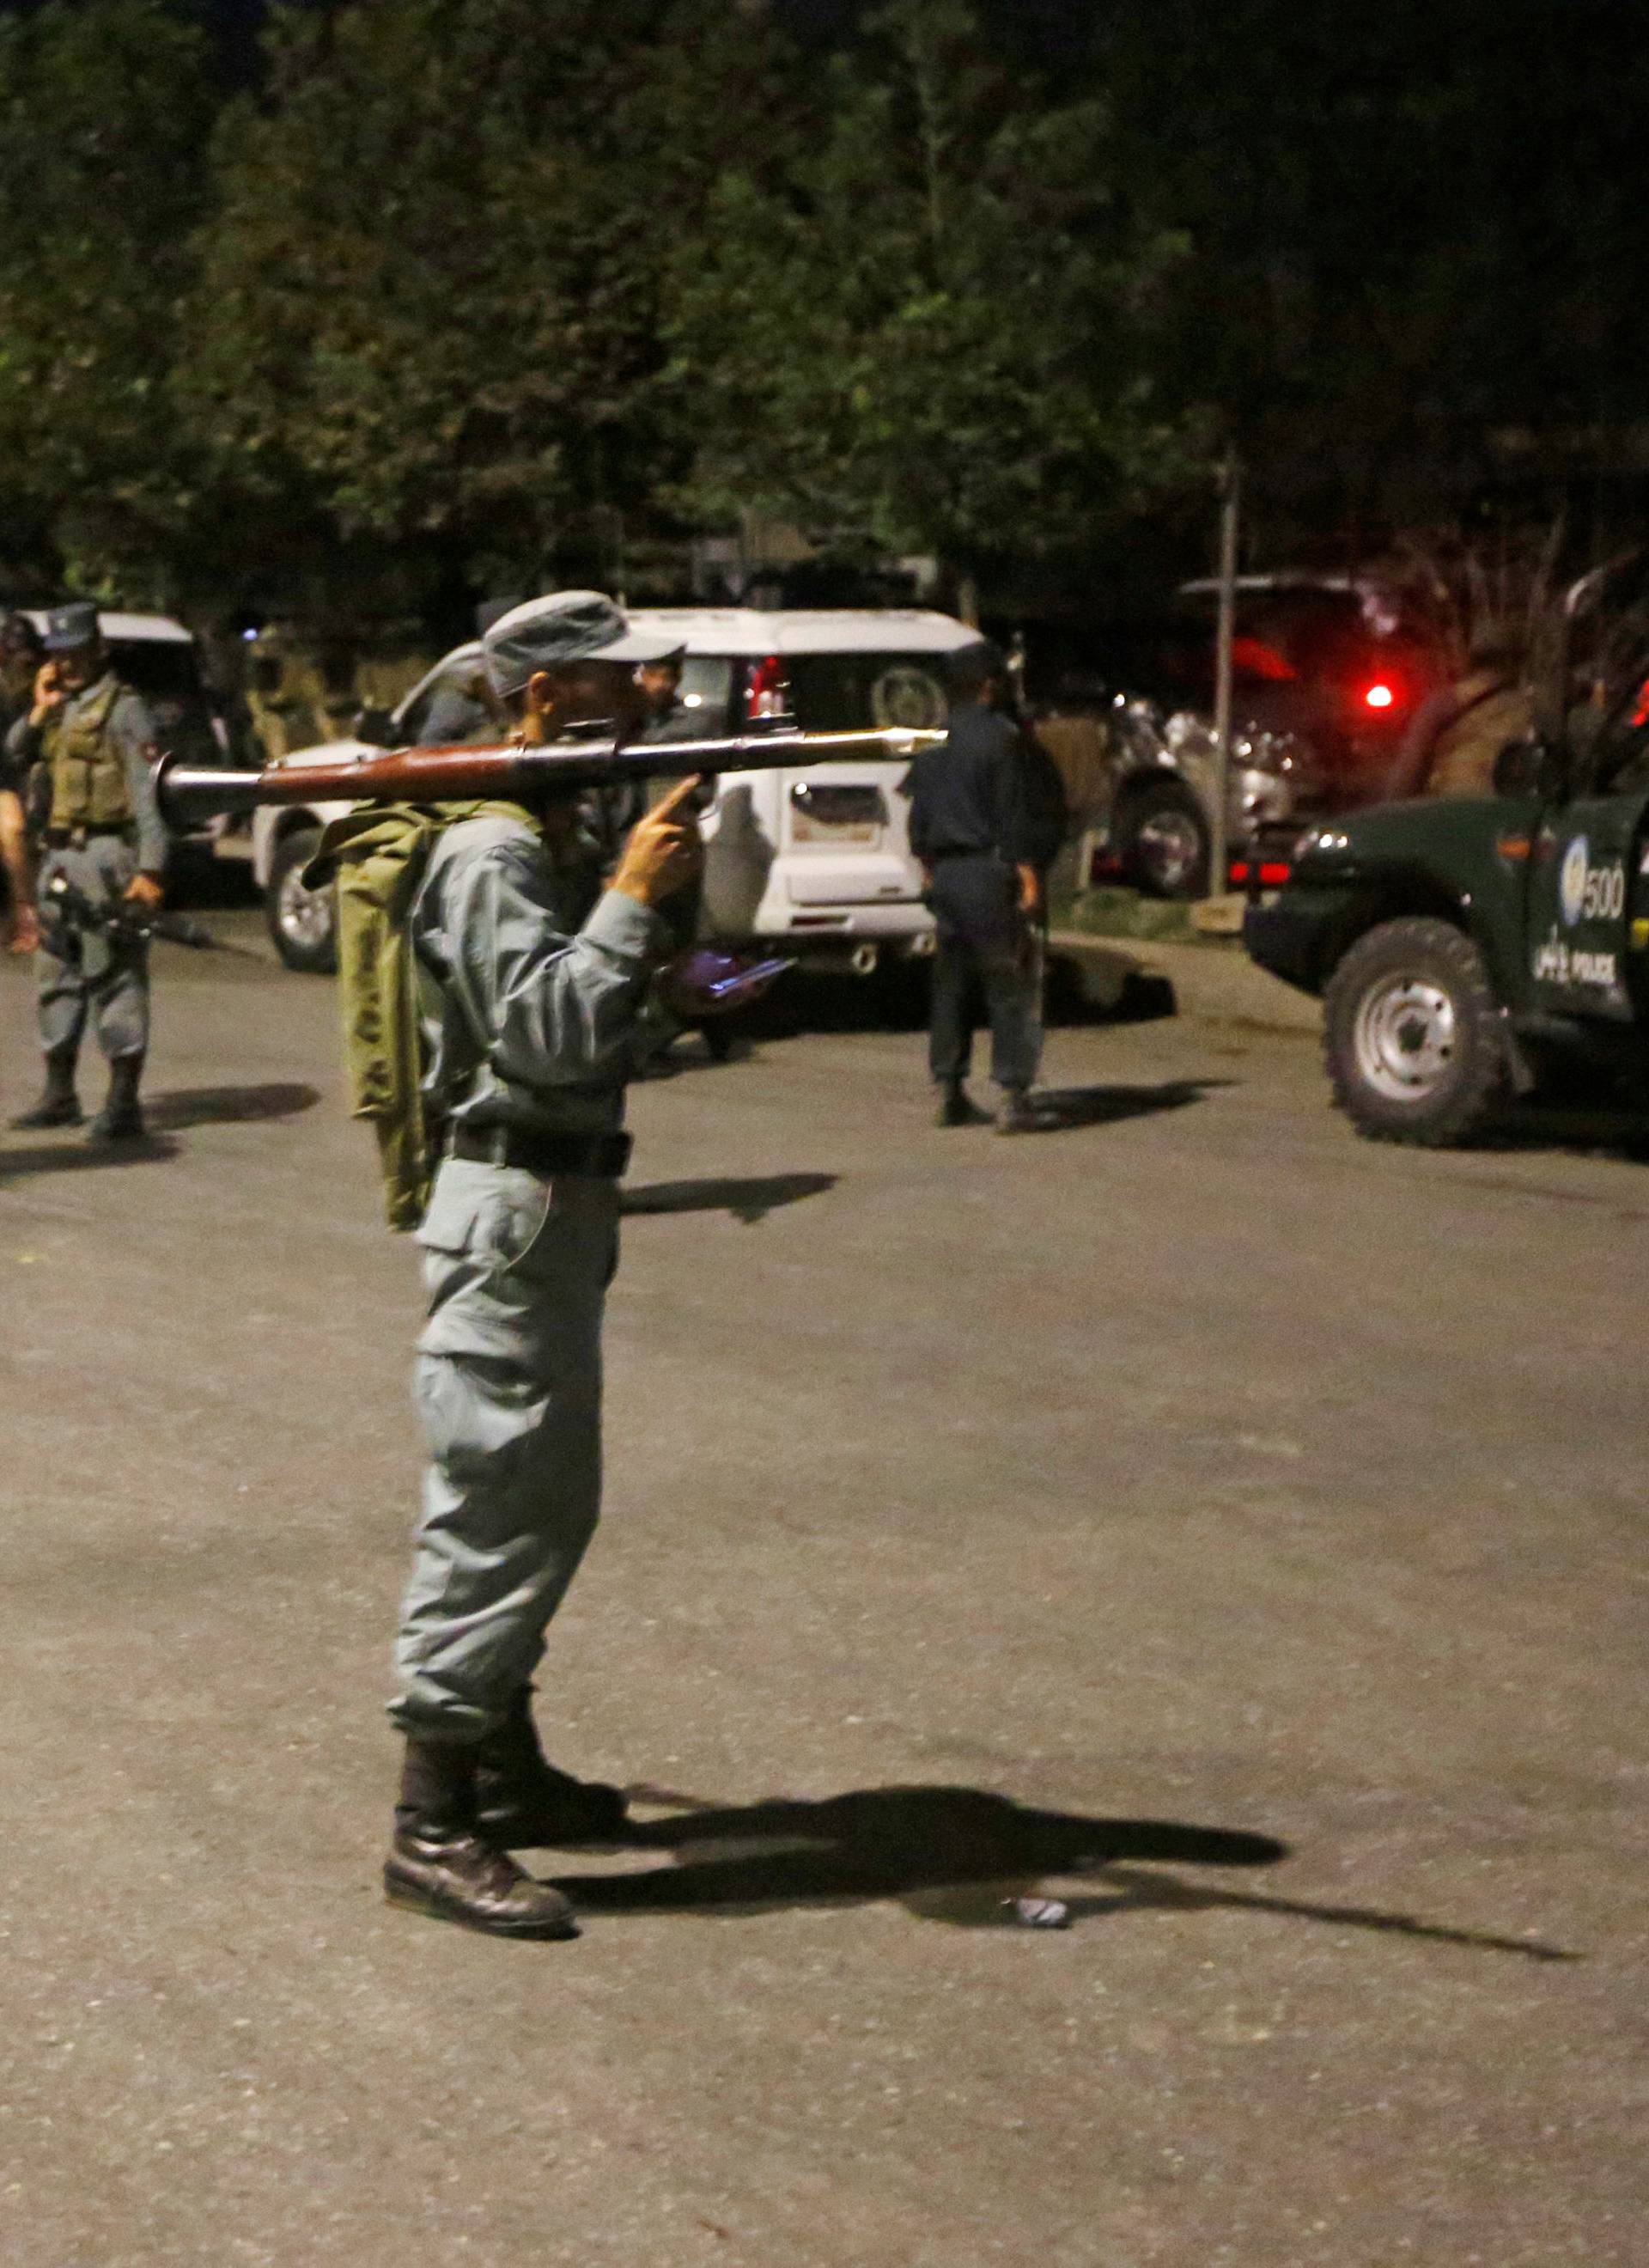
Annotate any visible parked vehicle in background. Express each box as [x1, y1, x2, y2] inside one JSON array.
[[253, 608, 983, 973], [1244, 552, 1649, 1145], [252, 641, 485, 971], [1033, 573, 1447, 900], [1087, 694, 1324, 898], [1169, 574, 1450, 812]]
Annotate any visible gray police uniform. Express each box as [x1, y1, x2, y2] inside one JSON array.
[[390, 809, 671, 1743], [4, 673, 167, 1065]]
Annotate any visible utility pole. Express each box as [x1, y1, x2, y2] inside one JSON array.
[[1208, 452, 1241, 899]]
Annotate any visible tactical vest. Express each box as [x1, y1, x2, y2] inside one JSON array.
[[46, 676, 133, 832]]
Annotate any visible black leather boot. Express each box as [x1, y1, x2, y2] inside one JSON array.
[[475, 1688, 629, 1850], [384, 1737, 580, 1940], [87, 1052, 145, 1142], [935, 1081, 989, 1128], [996, 1087, 1047, 1136], [11, 1048, 82, 1130]]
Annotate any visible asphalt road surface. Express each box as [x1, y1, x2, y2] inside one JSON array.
[[1, 914, 1644, 2268]]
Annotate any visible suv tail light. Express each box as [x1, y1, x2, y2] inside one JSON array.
[[1363, 680, 1396, 710], [745, 654, 788, 720]]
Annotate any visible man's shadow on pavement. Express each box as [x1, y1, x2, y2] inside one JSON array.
[[146, 1082, 321, 1130], [1029, 1077, 1232, 1132], [0, 1131, 181, 1177], [545, 1784, 1574, 1960], [0, 1083, 320, 1179], [623, 1172, 837, 1224]]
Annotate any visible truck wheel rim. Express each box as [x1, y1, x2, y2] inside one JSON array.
[[1354, 975, 1456, 1100], [1136, 811, 1202, 890], [278, 865, 332, 950]]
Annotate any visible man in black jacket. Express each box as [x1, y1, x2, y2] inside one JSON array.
[[904, 643, 1066, 1134]]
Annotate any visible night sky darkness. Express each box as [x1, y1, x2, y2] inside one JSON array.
[[0, 1, 1087, 69]]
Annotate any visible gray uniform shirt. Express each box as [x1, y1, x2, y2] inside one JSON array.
[[412, 810, 670, 1138], [4, 674, 168, 873]]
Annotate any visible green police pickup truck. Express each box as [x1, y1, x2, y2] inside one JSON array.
[[1244, 555, 1649, 1144]]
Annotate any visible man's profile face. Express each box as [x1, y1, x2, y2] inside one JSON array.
[[637, 661, 682, 710], [53, 641, 102, 694], [528, 659, 650, 736]]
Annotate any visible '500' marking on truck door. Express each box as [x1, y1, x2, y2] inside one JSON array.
[[1558, 836, 1625, 924]]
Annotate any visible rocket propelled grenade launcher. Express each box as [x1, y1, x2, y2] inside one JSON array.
[[154, 725, 946, 832]]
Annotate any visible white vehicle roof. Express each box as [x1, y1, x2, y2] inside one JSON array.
[[625, 607, 980, 656], [20, 607, 194, 645]]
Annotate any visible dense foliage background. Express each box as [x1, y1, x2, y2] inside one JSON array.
[[0, 0, 1642, 641]]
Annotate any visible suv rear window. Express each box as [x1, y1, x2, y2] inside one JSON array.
[[782, 651, 951, 734]]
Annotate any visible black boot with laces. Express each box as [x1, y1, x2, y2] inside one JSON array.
[[385, 1736, 580, 1940]]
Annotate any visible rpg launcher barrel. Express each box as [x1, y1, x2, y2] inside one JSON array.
[[153, 725, 945, 832]]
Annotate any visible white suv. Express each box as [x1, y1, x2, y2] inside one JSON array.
[[254, 607, 980, 972]]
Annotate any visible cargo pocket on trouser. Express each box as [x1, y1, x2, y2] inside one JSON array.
[[415, 1159, 556, 1358], [399, 1171, 614, 1727]]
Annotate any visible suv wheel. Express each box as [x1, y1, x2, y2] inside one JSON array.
[[265, 826, 337, 974], [1116, 782, 1211, 899], [1323, 916, 1507, 1144]]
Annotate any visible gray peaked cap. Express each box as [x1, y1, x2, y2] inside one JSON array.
[[42, 600, 101, 652], [482, 590, 685, 698]]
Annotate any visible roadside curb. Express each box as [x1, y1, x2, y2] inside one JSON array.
[[1050, 929, 1321, 1036]]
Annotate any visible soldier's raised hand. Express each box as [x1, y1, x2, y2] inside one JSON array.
[[610, 774, 705, 911], [30, 661, 65, 726]]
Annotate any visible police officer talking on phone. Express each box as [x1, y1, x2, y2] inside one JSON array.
[[6, 601, 168, 1140]]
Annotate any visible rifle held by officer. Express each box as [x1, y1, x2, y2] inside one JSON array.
[[42, 869, 219, 952], [152, 725, 945, 831]]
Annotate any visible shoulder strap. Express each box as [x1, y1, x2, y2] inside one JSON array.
[[313, 801, 541, 1232]]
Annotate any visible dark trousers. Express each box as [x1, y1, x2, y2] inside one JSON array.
[[926, 854, 1043, 1093]]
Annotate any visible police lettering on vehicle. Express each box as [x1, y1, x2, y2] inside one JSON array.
[[1533, 933, 1620, 988], [1558, 836, 1625, 926]]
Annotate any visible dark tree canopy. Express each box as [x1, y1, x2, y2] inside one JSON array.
[[0, 0, 1642, 625]]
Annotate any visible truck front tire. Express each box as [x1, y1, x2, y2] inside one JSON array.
[[1323, 916, 1508, 1145], [265, 826, 338, 975]]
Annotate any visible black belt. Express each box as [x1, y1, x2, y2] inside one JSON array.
[[45, 825, 133, 848], [448, 1124, 632, 1178]]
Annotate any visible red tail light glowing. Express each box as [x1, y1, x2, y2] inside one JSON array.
[[745, 654, 787, 720], [1363, 681, 1396, 710]]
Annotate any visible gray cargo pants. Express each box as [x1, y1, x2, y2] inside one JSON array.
[[36, 837, 149, 1064], [390, 1157, 620, 1744]]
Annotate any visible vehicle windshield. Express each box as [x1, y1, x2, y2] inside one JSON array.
[[782, 651, 952, 734], [1563, 558, 1649, 771]]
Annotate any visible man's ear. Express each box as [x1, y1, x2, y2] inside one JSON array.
[[525, 669, 555, 718]]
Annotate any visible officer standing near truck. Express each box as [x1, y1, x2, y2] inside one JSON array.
[[384, 589, 702, 1941], [5, 601, 168, 1139]]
